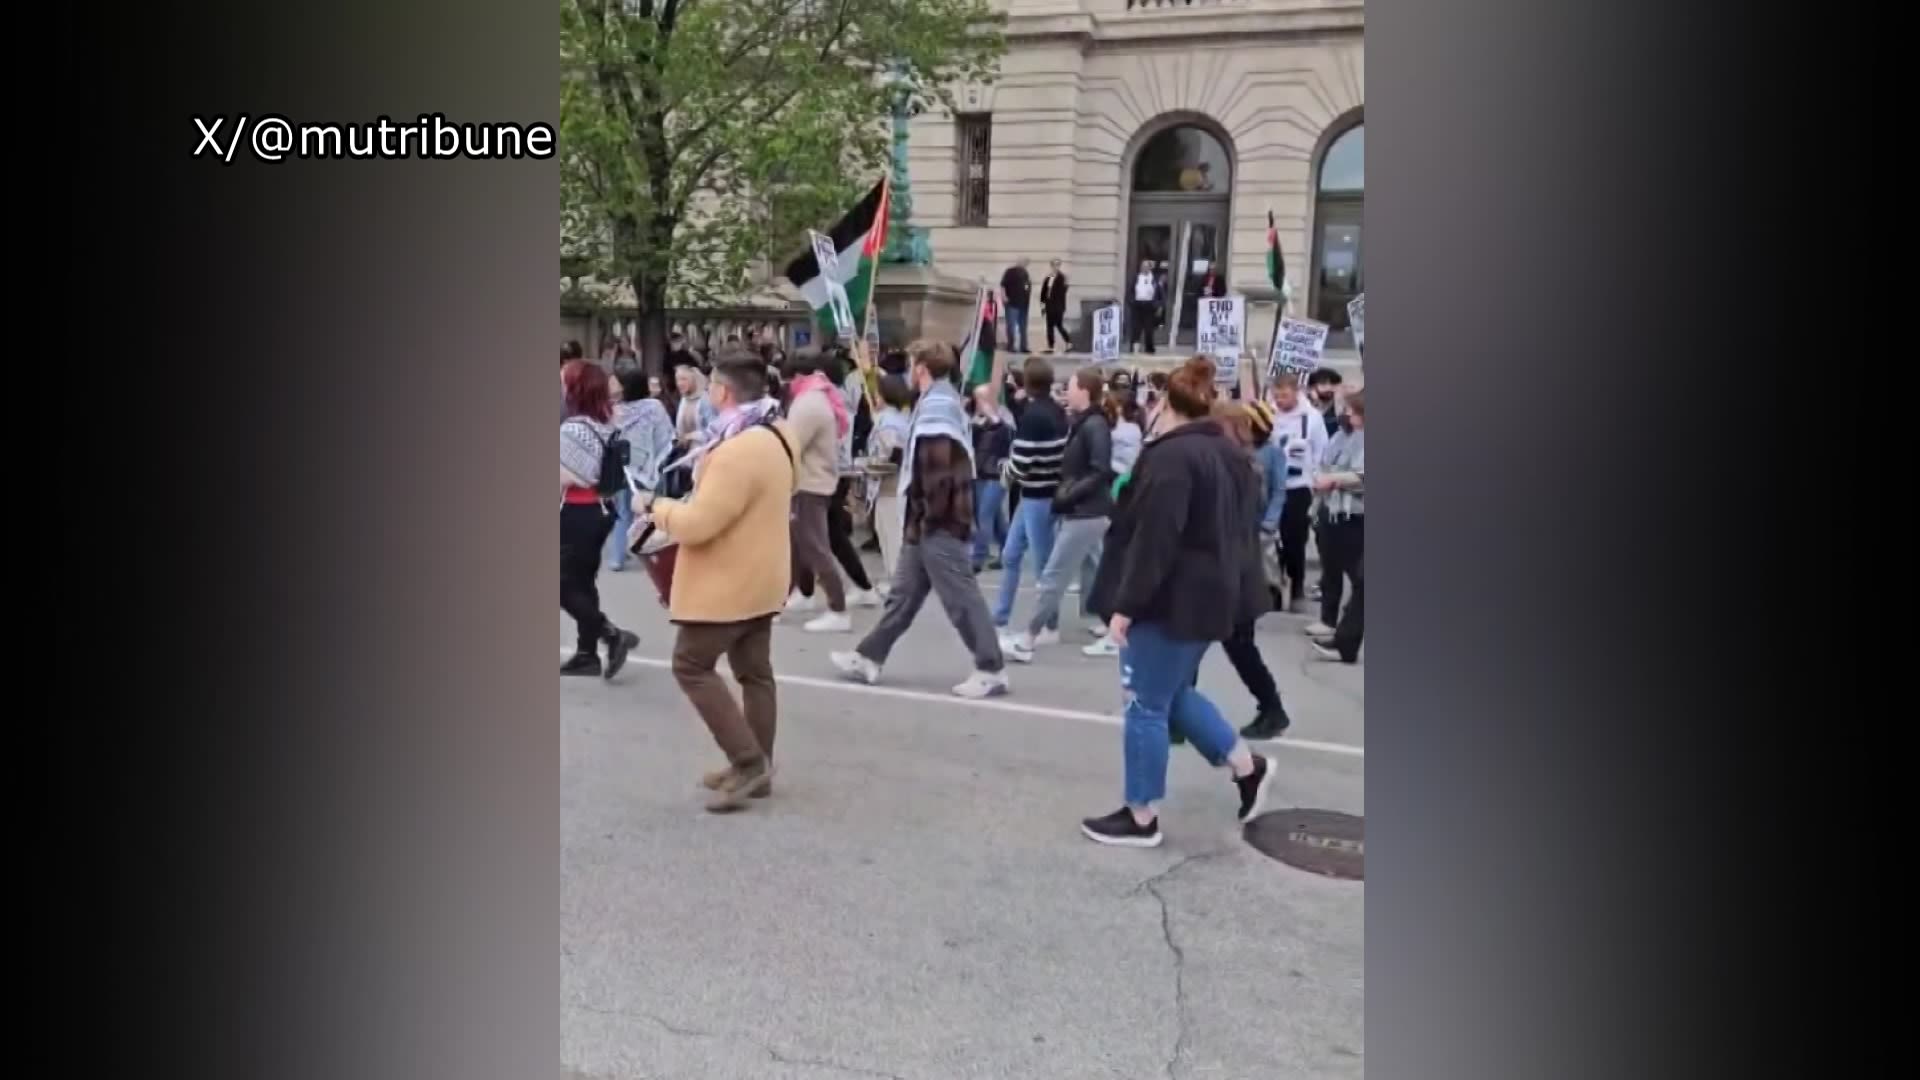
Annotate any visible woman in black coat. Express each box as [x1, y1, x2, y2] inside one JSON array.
[[1078, 357, 1277, 848]]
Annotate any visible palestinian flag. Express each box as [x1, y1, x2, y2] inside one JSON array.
[[783, 177, 889, 339], [961, 284, 997, 390], [1266, 208, 1286, 291]]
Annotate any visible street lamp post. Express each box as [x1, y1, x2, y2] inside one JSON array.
[[880, 61, 932, 266]]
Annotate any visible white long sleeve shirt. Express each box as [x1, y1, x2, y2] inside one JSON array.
[[1271, 397, 1330, 491]]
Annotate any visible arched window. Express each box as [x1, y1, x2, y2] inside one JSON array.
[[1133, 126, 1231, 194], [1311, 119, 1363, 345]]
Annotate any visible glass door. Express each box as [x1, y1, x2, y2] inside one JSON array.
[[1173, 223, 1220, 348], [1312, 202, 1363, 349]]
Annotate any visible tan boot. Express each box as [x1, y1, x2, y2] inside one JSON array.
[[706, 759, 773, 813], [701, 763, 772, 797]]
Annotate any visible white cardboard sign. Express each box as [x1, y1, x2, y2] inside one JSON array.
[[1091, 304, 1122, 362], [1268, 315, 1330, 384]]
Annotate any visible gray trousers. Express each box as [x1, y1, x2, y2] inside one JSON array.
[[857, 532, 1004, 674], [1029, 517, 1110, 637]]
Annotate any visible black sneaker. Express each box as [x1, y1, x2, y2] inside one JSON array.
[[1234, 755, 1278, 824], [1239, 706, 1292, 742], [561, 652, 602, 677], [603, 629, 639, 680], [1080, 808, 1162, 848], [986, 557, 1003, 571]]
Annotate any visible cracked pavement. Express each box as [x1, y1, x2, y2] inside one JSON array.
[[564, 567, 1364, 1080]]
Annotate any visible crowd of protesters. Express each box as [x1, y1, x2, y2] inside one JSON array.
[[559, 313, 1363, 833]]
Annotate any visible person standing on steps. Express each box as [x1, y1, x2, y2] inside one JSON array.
[[780, 349, 857, 633], [1002, 368, 1112, 663], [642, 351, 798, 813], [1268, 373, 1330, 615], [831, 340, 1010, 699], [1128, 259, 1162, 354], [993, 358, 1068, 633], [1079, 356, 1278, 847], [1001, 257, 1033, 355], [559, 360, 640, 680], [1039, 258, 1072, 353]]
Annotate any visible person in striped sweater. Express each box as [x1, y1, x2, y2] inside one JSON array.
[[992, 358, 1070, 632]]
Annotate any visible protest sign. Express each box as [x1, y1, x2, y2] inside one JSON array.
[[1091, 304, 1121, 363], [809, 230, 856, 338], [1268, 315, 1330, 385], [1199, 294, 1246, 386], [1347, 293, 1365, 353]]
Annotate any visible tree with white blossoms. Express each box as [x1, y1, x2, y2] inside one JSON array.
[[561, 0, 1004, 366]]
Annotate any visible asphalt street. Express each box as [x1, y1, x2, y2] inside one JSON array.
[[563, 557, 1364, 1080]]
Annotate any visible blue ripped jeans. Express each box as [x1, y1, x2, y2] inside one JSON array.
[[1119, 620, 1238, 807]]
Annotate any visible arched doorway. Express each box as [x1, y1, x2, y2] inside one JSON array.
[[1310, 114, 1363, 349], [1126, 122, 1233, 349]]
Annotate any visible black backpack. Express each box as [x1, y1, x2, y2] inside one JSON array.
[[595, 428, 631, 499]]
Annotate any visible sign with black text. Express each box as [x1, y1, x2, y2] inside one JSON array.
[[1347, 293, 1365, 353], [1199, 294, 1246, 386], [809, 229, 856, 338], [1268, 315, 1330, 384], [1091, 304, 1122, 362]]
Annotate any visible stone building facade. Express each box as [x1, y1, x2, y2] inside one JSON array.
[[909, 0, 1364, 357]]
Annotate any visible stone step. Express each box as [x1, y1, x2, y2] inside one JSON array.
[[995, 348, 1363, 381]]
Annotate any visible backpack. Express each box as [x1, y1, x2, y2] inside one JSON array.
[[595, 428, 631, 499]]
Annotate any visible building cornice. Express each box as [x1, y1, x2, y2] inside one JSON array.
[[1005, 1, 1365, 47]]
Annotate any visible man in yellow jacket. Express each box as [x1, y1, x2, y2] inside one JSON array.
[[645, 350, 799, 812]]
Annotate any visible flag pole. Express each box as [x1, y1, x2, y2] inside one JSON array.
[[853, 173, 889, 414]]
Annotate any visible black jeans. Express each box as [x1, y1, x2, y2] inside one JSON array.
[[1278, 487, 1313, 601], [1129, 301, 1158, 353], [1044, 309, 1072, 350], [1221, 621, 1283, 713], [561, 502, 615, 655], [1318, 514, 1365, 660], [798, 476, 874, 595]]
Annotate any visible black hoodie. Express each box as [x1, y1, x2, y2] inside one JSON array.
[[1087, 419, 1265, 642]]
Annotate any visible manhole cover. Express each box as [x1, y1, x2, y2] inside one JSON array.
[[1244, 808, 1364, 880]]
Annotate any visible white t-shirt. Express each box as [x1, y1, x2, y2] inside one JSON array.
[[1272, 397, 1331, 491], [1134, 273, 1156, 302]]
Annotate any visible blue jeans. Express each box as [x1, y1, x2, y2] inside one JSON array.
[[993, 496, 1057, 628], [972, 479, 1008, 568], [1120, 621, 1239, 806], [1006, 304, 1029, 352], [604, 487, 633, 570]]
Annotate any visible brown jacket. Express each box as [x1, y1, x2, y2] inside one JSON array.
[[650, 424, 798, 623]]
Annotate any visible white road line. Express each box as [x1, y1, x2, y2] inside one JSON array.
[[566, 651, 1365, 759]]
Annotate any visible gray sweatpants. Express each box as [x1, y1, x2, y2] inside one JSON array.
[[856, 532, 1004, 674], [1029, 517, 1110, 637]]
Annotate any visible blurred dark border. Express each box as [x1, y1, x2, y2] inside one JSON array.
[[60, 1, 1861, 1077], [1374, 1, 1857, 1076], [71, 3, 555, 1079]]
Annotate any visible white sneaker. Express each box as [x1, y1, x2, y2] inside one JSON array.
[[847, 587, 881, 609], [785, 590, 818, 615], [1034, 627, 1062, 647], [1303, 621, 1334, 637], [953, 669, 1009, 699], [830, 650, 881, 685], [1082, 636, 1120, 658], [999, 631, 1035, 664], [804, 611, 853, 634]]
